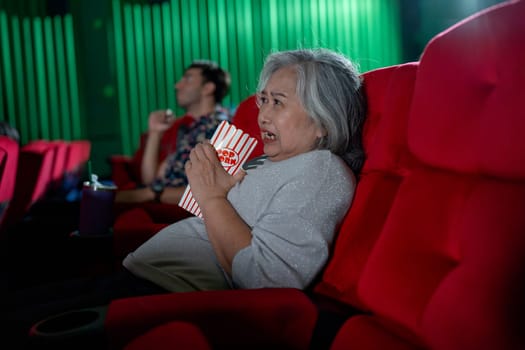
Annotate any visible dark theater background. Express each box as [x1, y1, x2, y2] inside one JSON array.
[[0, 0, 504, 177]]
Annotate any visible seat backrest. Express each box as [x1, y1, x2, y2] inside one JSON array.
[[313, 62, 418, 309], [66, 140, 91, 174], [61, 140, 91, 199], [353, 1, 525, 348], [2, 140, 56, 230], [0, 136, 19, 234], [46, 140, 70, 192], [230, 95, 264, 160]]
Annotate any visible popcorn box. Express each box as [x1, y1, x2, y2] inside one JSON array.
[[178, 121, 258, 217]]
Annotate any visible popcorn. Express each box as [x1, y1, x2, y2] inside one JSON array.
[[178, 121, 258, 217]]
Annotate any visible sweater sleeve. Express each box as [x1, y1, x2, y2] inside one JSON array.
[[231, 156, 355, 289]]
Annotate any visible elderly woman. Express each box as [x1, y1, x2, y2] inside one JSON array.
[[3, 48, 365, 346], [124, 48, 366, 291]]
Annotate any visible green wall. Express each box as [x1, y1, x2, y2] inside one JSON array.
[[1, 0, 402, 177], [399, 0, 507, 62]]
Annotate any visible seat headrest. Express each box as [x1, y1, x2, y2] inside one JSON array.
[[231, 95, 264, 159], [361, 62, 418, 173], [408, 0, 525, 179]]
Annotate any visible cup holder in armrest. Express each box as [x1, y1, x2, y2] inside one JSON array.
[[28, 305, 108, 348]]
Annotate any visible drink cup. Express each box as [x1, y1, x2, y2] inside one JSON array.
[[78, 181, 117, 236]]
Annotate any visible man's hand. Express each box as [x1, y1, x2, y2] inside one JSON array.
[[148, 109, 175, 133]]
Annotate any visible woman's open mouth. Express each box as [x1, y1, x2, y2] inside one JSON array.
[[262, 131, 276, 142]]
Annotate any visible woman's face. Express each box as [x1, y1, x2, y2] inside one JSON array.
[[257, 66, 325, 162]]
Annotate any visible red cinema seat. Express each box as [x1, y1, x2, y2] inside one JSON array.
[[124, 321, 212, 350], [327, 1, 525, 349], [66, 140, 91, 175], [230, 95, 264, 158], [2, 140, 56, 230], [106, 288, 316, 350], [0, 135, 19, 235], [60, 140, 91, 201], [46, 140, 70, 193], [313, 62, 418, 311]]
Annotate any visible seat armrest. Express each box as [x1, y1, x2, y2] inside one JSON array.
[[124, 321, 212, 350], [109, 155, 138, 189]]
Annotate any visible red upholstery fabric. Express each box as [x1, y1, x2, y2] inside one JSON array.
[[344, 1, 525, 349], [66, 140, 91, 173], [61, 139, 91, 198], [314, 62, 418, 310], [46, 140, 70, 192], [105, 2, 525, 349], [2, 140, 56, 229], [330, 316, 422, 350], [124, 321, 212, 350], [106, 288, 317, 350], [111, 207, 181, 259], [409, 1, 525, 178], [0, 136, 19, 233], [108, 155, 135, 189], [231, 94, 264, 159]]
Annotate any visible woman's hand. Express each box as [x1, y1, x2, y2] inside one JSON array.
[[185, 142, 245, 206], [186, 141, 251, 275]]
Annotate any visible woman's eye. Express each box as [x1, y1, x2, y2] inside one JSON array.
[[256, 95, 268, 107], [256, 94, 283, 109]]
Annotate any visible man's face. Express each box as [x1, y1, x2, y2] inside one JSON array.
[[174, 68, 206, 109]]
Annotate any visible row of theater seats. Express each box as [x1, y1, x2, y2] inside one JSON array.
[[0, 138, 91, 235], [104, 1, 525, 349]]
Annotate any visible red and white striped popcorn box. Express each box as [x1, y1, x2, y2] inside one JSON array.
[[178, 121, 258, 217]]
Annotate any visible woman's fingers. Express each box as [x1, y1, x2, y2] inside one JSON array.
[[190, 142, 218, 163], [201, 142, 219, 162]]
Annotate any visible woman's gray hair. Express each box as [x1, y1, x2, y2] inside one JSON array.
[[257, 48, 366, 174]]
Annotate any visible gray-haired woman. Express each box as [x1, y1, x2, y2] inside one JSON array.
[[124, 48, 366, 291]]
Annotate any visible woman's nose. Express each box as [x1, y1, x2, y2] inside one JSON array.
[[257, 106, 270, 125]]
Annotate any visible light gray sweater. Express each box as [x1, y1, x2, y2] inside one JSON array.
[[123, 150, 355, 292]]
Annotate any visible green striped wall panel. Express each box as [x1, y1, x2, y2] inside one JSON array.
[[1, 0, 402, 164], [111, 0, 401, 155]]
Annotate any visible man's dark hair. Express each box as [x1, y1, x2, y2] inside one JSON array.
[[188, 60, 231, 103]]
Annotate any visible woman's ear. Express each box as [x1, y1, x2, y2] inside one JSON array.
[[316, 125, 327, 139]]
